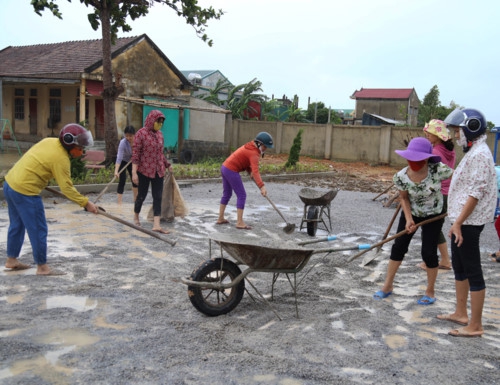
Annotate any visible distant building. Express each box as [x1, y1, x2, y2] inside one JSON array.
[[350, 88, 420, 126]]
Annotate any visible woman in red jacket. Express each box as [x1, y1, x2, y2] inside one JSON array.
[[216, 132, 274, 230]]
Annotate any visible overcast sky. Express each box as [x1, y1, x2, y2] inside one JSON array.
[[2, 0, 499, 125]]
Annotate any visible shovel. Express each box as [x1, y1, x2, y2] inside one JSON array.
[[264, 194, 296, 234], [94, 160, 132, 204], [362, 203, 401, 266], [253, 179, 295, 234], [45, 186, 177, 246], [347, 212, 447, 263]]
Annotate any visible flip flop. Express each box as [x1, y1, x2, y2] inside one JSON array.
[[4, 263, 32, 271], [448, 327, 483, 338], [436, 314, 468, 326], [236, 225, 252, 230], [36, 269, 66, 276], [417, 295, 436, 305], [438, 265, 452, 270], [152, 228, 170, 234], [373, 290, 392, 300], [216, 220, 230, 225]]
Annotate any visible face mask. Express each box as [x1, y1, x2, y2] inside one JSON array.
[[456, 129, 468, 147], [154, 121, 163, 131], [408, 160, 426, 171], [69, 147, 84, 158]]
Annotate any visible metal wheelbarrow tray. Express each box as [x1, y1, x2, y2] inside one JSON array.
[[298, 188, 338, 236], [182, 233, 316, 319], [182, 233, 371, 319]]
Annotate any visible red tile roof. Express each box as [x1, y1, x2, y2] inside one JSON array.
[[351, 88, 415, 100], [0, 36, 140, 77]]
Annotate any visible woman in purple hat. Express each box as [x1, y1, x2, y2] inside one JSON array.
[[374, 137, 453, 305]]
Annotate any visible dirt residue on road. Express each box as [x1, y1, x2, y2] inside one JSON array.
[[1, 179, 499, 385]]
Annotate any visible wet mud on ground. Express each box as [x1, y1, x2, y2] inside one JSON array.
[[1, 180, 500, 384]]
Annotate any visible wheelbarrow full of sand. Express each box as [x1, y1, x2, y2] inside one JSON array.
[[181, 233, 369, 319]]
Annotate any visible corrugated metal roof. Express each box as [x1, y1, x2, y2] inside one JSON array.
[[351, 88, 414, 99]]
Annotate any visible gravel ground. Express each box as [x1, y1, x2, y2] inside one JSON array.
[[1, 179, 500, 385]]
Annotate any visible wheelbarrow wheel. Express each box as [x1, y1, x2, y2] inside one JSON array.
[[187, 258, 245, 316], [306, 206, 319, 236]]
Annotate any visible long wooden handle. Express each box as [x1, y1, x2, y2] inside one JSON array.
[[347, 212, 447, 262], [96, 208, 177, 246], [372, 183, 394, 201], [94, 160, 132, 204], [376, 203, 401, 252], [45, 186, 177, 246]]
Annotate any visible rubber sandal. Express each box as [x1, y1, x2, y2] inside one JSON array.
[[373, 290, 392, 300], [417, 295, 436, 305]]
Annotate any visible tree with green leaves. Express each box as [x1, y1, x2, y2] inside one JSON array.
[[198, 78, 233, 107], [305, 102, 341, 124], [417, 85, 457, 125], [31, 0, 223, 163], [225, 78, 267, 120]]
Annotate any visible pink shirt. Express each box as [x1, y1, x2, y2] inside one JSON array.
[[132, 110, 170, 178]]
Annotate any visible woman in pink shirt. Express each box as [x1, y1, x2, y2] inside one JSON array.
[[132, 110, 172, 234], [420, 119, 456, 270]]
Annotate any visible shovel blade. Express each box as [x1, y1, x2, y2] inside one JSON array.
[[283, 223, 296, 234], [362, 248, 382, 266]]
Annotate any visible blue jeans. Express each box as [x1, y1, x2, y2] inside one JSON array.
[[3, 181, 48, 265]]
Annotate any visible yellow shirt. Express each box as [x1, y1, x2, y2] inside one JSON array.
[[5, 138, 89, 207]]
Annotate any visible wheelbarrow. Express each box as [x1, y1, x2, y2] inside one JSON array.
[[181, 233, 369, 319], [298, 187, 338, 236]]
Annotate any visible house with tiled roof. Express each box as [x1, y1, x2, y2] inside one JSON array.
[[0, 34, 193, 142], [350, 88, 420, 126]]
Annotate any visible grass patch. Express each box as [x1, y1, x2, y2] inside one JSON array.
[[65, 156, 332, 185]]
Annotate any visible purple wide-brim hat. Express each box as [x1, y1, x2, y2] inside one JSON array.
[[395, 137, 441, 163]]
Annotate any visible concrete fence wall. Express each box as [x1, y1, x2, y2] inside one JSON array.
[[231, 120, 497, 167]]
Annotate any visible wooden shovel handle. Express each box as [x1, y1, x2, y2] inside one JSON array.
[[347, 212, 447, 262], [376, 203, 401, 252], [45, 186, 176, 246], [94, 160, 132, 204]]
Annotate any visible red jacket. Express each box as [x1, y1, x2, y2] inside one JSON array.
[[223, 142, 264, 188]]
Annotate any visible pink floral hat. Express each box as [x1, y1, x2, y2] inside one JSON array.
[[423, 119, 451, 141]]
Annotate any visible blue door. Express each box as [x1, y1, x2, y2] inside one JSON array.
[[142, 98, 190, 153]]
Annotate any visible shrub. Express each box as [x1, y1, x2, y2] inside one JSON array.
[[285, 128, 303, 168]]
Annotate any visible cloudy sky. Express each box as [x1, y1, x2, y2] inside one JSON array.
[[2, 0, 499, 125]]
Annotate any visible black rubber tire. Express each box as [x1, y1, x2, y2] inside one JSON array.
[[179, 149, 194, 164], [306, 205, 319, 236], [187, 258, 245, 316]]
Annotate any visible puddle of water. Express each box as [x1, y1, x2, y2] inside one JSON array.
[[0, 328, 99, 383], [93, 315, 128, 330], [0, 328, 23, 337], [45, 295, 97, 312], [384, 334, 407, 349], [36, 327, 100, 347], [2, 294, 25, 304]]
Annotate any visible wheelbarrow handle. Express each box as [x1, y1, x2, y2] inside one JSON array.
[[347, 212, 447, 263], [312, 244, 370, 254], [298, 235, 337, 246]]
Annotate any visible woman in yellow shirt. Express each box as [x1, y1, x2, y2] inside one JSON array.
[[3, 123, 98, 276]]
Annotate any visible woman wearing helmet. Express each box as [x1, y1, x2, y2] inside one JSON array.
[[438, 108, 497, 337], [3, 123, 98, 276], [216, 131, 274, 229]]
